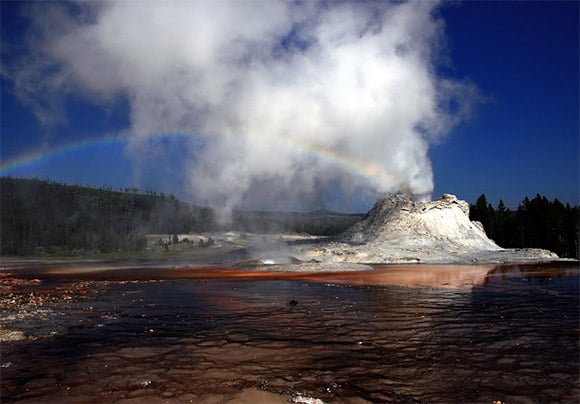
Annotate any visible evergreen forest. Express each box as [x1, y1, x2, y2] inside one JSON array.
[[469, 194, 579, 259], [0, 177, 362, 255]]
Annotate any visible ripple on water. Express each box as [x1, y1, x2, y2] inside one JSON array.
[[1, 264, 578, 403]]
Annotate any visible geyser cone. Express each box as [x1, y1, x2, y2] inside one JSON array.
[[342, 193, 500, 251], [296, 193, 560, 264]]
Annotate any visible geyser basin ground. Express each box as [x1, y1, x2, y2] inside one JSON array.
[[1, 260, 578, 403], [142, 194, 560, 266]]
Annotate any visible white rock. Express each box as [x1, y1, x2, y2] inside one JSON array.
[[296, 194, 558, 265]]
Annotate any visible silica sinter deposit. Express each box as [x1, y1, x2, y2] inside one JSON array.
[[1, 262, 578, 403]]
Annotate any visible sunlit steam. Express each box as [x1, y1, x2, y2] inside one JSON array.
[[9, 0, 477, 217]]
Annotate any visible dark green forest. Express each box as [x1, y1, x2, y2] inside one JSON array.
[[0, 177, 362, 255], [469, 194, 579, 259], [1, 177, 214, 255]]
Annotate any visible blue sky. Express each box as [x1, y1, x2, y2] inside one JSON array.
[[1, 1, 578, 212], [431, 1, 579, 208]]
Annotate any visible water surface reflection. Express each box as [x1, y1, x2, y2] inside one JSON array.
[[1, 263, 578, 403]]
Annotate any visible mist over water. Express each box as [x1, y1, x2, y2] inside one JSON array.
[[10, 0, 478, 214]]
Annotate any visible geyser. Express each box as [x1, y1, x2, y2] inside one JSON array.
[[295, 193, 559, 264], [10, 0, 478, 213]]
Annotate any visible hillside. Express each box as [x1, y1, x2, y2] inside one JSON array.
[[0, 177, 362, 255], [0, 178, 213, 255]]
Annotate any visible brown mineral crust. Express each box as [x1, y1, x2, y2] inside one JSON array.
[[1, 272, 94, 312], [1, 271, 120, 342]]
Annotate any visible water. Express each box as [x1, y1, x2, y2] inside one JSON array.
[[1, 263, 578, 403]]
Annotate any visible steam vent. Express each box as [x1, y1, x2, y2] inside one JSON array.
[[298, 194, 558, 264]]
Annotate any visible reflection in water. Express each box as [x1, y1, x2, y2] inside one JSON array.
[[305, 264, 497, 288], [8, 263, 501, 289], [1, 263, 578, 403]]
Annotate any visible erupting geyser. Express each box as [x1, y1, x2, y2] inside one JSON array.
[[10, 0, 479, 214]]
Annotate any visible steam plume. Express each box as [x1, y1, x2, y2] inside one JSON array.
[[8, 0, 477, 215]]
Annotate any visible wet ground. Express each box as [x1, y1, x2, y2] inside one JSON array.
[[1, 262, 579, 403]]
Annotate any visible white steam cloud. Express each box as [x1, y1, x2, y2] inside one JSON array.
[[9, 0, 477, 214]]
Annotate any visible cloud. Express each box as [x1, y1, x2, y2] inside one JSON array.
[[8, 0, 478, 215]]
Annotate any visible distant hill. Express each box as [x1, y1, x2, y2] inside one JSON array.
[[0, 177, 214, 255], [0, 177, 363, 256]]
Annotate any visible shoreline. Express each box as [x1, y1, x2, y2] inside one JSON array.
[[1, 248, 574, 272]]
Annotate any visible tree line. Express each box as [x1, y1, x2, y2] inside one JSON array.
[[0, 177, 362, 255], [470, 194, 579, 259], [0, 177, 214, 255]]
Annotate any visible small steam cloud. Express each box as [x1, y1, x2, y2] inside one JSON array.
[[8, 0, 477, 215]]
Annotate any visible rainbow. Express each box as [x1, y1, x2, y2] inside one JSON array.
[[281, 138, 400, 190], [0, 132, 398, 190], [0, 133, 193, 176]]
